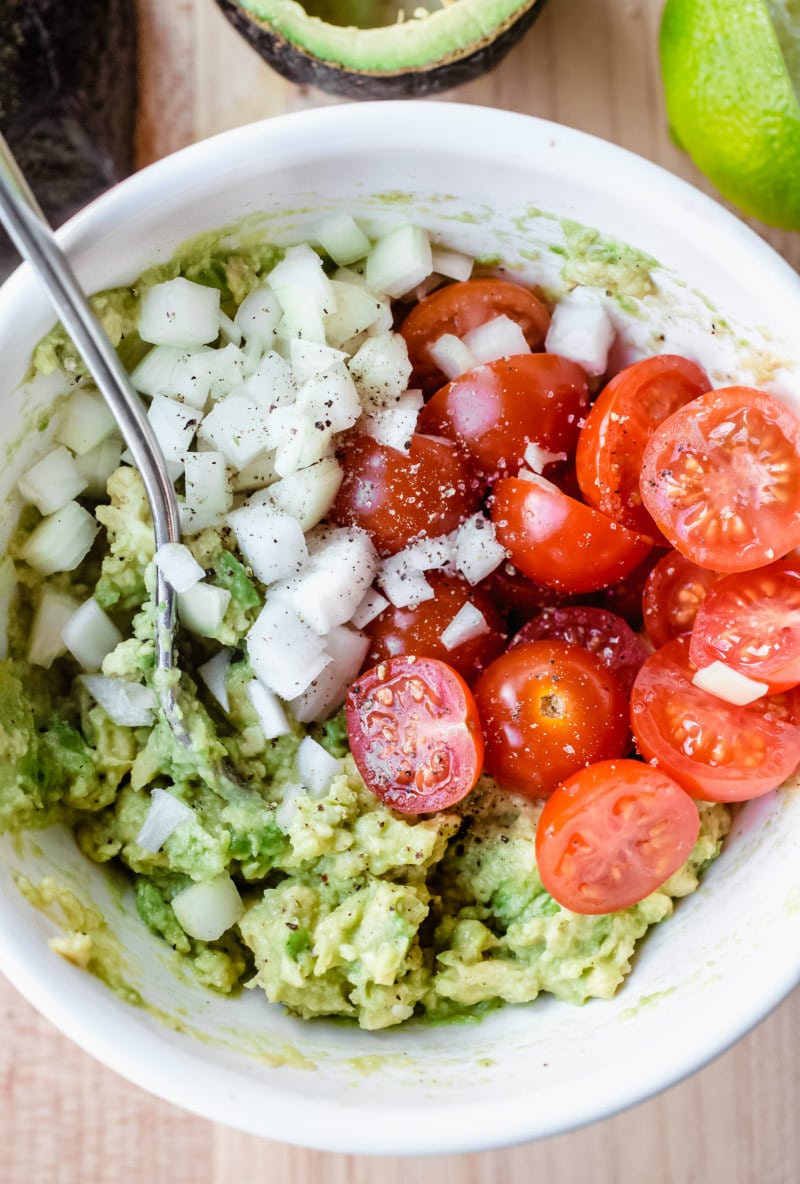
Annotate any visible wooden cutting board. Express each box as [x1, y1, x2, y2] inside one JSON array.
[[3, 0, 800, 1179]]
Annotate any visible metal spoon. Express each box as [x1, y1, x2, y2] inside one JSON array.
[[0, 131, 194, 756]]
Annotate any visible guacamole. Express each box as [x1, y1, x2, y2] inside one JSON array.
[[0, 234, 731, 1030]]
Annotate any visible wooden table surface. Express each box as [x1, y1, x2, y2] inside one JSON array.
[[3, 0, 800, 1179]]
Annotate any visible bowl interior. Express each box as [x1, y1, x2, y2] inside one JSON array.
[[2, 104, 800, 1155]]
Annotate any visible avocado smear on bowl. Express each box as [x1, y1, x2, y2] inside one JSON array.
[[0, 222, 730, 1031]]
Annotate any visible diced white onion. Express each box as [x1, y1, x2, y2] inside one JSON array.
[[57, 389, 117, 456], [270, 407, 334, 478], [453, 514, 507, 584], [146, 394, 199, 463], [289, 625, 369, 723], [269, 245, 334, 320], [268, 457, 343, 531], [430, 246, 473, 282], [362, 405, 419, 454], [81, 674, 157, 726], [348, 333, 413, 410], [231, 450, 279, 493], [74, 438, 124, 495], [197, 648, 232, 712], [171, 874, 243, 941], [463, 315, 530, 364], [269, 526, 378, 635], [324, 281, 386, 349], [366, 225, 432, 299], [20, 502, 100, 575], [276, 302, 327, 347], [18, 446, 88, 517], [234, 285, 282, 348], [247, 601, 330, 699], [135, 788, 195, 853], [296, 364, 362, 434], [402, 534, 456, 572], [378, 555, 434, 609], [130, 345, 187, 398], [27, 585, 78, 668], [349, 587, 389, 630], [440, 602, 490, 651], [178, 583, 231, 639], [545, 291, 615, 377], [198, 391, 269, 470], [691, 662, 769, 706], [523, 441, 568, 474], [60, 598, 122, 670], [316, 213, 371, 266], [169, 350, 216, 410], [218, 309, 242, 347], [275, 782, 308, 834], [226, 502, 307, 584], [203, 344, 247, 399], [182, 451, 233, 534], [296, 736, 341, 797], [289, 339, 348, 384], [154, 542, 205, 594], [428, 334, 478, 381], [245, 679, 291, 740], [139, 278, 221, 348], [243, 350, 297, 412]]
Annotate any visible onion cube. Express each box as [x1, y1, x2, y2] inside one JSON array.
[[146, 394, 199, 463], [296, 735, 341, 797], [428, 334, 478, 381], [27, 585, 78, 668], [244, 351, 297, 412], [74, 438, 124, 496], [271, 408, 334, 478], [316, 213, 371, 267], [289, 625, 369, 723], [348, 333, 413, 409], [366, 225, 432, 299], [130, 345, 186, 398], [231, 451, 279, 494], [349, 587, 389, 630], [135, 788, 195, 854], [169, 350, 215, 409], [431, 246, 473, 282], [18, 446, 88, 516], [290, 339, 348, 384], [523, 441, 568, 474], [269, 244, 334, 316], [245, 679, 291, 740], [268, 457, 343, 531], [545, 292, 615, 377], [20, 502, 99, 575], [270, 526, 378, 634], [464, 315, 530, 364], [296, 363, 362, 433], [234, 285, 282, 347], [154, 542, 205, 594], [378, 554, 434, 609], [171, 874, 243, 941], [362, 406, 419, 454], [227, 502, 307, 584], [81, 674, 157, 727], [691, 662, 769, 707], [199, 391, 269, 470], [178, 583, 231, 639], [324, 281, 386, 349], [454, 514, 507, 584], [182, 451, 232, 534], [440, 602, 490, 651], [247, 601, 330, 699], [198, 648, 232, 712], [57, 389, 117, 456], [139, 277, 221, 348], [62, 597, 123, 670]]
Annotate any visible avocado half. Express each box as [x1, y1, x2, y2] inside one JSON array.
[[215, 0, 547, 99]]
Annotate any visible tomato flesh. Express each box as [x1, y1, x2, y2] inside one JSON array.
[[511, 606, 649, 696], [418, 354, 589, 482], [400, 279, 551, 394], [332, 432, 481, 556], [535, 759, 700, 914], [491, 475, 653, 594], [346, 657, 484, 815], [474, 639, 631, 798], [630, 637, 800, 801], [689, 560, 800, 692], [576, 354, 710, 537], [639, 387, 800, 572], [365, 571, 507, 685], [642, 550, 722, 649]]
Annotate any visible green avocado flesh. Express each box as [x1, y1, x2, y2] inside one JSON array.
[[1, 233, 731, 1031]]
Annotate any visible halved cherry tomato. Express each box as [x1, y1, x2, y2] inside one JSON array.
[[576, 355, 710, 537], [630, 637, 800, 801], [365, 571, 507, 684], [491, 475, 653, 594], [473, 639, 631, 798], [332, 432, 482, 556], [400, 279, 551, 394], [511, 606, 649, 695], [535, 759, 700, 915], [417, 354, 589, 482], [639, 387, 800, 572], [642, 550, 722, 649], [346, 656, 484, 815], [689, 560, 800, 692]]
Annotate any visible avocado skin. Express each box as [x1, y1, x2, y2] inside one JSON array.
[[215, 0, 546, 99], [0, 0, 137, 277]]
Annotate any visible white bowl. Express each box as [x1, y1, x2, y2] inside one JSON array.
[[2, 102, 800, 1156]]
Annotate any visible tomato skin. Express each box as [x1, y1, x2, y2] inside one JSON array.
[[365, 571, 507, 684], [491, 476, 653, 594], [417, 354, 589, 482], [639, 387, 800, 572], [595, 548, 661, 629], [346, 657, 484, 815], [477, 561, 588, 631], [332, 432, 482, 556], [576, 354, 710, 537], [689, 560, 800, 692], [630, 637, 800, 801], [400, 279, 551, 394], [535, 760, 700, 915], [473, 639, 631, 798], [642, 550, 722, 649], [511, 606, 649, 696]]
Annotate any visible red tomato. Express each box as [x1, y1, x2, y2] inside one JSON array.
[[365, 571, 507, 684], [576, 355, 710, 537], [642, 550, 722, 649], [491, 475, 653, 594], [478, 561, 587, 630], [595, 548, 662, 629], [639, 387, 800, 572], [511, 606, 649, 696], [400, 279, 551, 394], [473, 640, 631, 798], [417, 354, 589, 482], [689, 560, 800, 692], [630, 637, 800, 801], [332, 432, 482, 556], [535, 760, 700, 914], [346, 656, 484, 815]]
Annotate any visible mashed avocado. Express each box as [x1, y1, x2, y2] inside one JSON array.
[[0, 234, 731, 1030]]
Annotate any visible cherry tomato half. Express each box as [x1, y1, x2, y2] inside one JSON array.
[[689, 560, 800, 692], [642, 550, 722, 649], [630, 637, 800, 801], [346, 656, 484, 815], [474, 639, 631, 798], [332, 432, 482, 556], [418, 354, 589, 482], [576, 354, 710, 537], [639, 387, 800, 572], [365, 571, 507, 685], [400, 279, 551, 394], [535, 760, 700, 915], [511, 606, 649, 696], [491, 475, 653, 594]]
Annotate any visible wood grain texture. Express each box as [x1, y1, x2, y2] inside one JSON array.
[[3, 0, 800, 1178]]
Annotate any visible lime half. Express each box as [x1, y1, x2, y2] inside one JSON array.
[[660, 0, 800, 230]]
